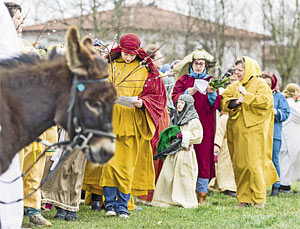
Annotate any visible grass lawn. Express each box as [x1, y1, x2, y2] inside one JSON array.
[[23, 182, 300, 228]]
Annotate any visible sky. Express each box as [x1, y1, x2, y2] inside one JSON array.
[[14, 0, 296, 34]]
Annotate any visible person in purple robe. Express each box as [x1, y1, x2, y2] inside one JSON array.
[[172, 49, 221, 204]]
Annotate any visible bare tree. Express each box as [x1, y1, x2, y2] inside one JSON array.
[[175, 0, 202, 56], [111, 0, 125, 41], [263, 0, 300, 86]]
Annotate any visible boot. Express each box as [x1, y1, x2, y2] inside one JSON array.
[[197, 192, 207, 205], [91, 193, 102, 211], [91, 200, 102, 211], [54, 207, 67, 220], [270, 187, 280, 196], [65, 211, 77, 221], [29, 213, 52, 226]]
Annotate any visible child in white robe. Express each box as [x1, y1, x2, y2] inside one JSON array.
[[152, 94, 203, 208]]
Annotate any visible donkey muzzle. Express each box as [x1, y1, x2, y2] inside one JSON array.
[[83, 137, 115, 164]]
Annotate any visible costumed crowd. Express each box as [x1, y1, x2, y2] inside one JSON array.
[[0, 2, 299, 228]]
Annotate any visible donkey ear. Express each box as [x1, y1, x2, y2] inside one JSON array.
[[66, 26, 93, 76], [82, 36, 98, 55]]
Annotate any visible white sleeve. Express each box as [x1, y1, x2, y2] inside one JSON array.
[[0, 2, 21, 59], [289, 101, 300, 124]]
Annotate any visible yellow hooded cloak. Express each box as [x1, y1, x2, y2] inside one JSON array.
[[221, 56, 278, 204]]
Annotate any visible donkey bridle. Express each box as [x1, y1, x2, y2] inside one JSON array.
[[67, 74, 116, 144]]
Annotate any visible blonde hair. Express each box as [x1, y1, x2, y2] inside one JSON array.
[[282, 83, 300, 98]]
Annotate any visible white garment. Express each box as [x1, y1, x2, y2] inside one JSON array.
[[0, 2, 23, 228], [0, 155, 23, 229], [279, 98, 300, 186], [0, 1, 21, 59], [151, 118, 203, 208]]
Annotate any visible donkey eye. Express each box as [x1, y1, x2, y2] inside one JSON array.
[[85, 100, 103, 113], [90, 101, 102, 108]]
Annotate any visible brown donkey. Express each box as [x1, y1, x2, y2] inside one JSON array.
[[0, 26, 117, 174]]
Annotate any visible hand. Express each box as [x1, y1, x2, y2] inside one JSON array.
[[177, 131, 182, 139], [213, 153, 218, 163], [238, 86, 246, 95], [214, 145, 220, 154], [273, 108, 277, 115], [236, 96, 244, 105], [207, 85, 215, 94], [132, 99, 143, 108], [187, 87, 197, 95]]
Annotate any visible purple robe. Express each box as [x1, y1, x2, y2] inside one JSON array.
[[172, 75, 221, 178]]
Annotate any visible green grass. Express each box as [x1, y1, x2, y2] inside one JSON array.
[[23, 182, 300, 228]]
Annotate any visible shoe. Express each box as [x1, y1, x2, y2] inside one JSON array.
[[105, 206, 116, 217], [280, 190, 298, 194], [135, 205, 143, 211], [54, 207, 67, 220], [197, 192, 208, 205], [236, 202, 252, 207], [29, 213, 52, 226], [91, 200, 102, 212], [223, 190, 237, 197], [280, 185, 298, 194], [270, 187, 280, 196], [254, 203, 265, 209], [118, 211, 129, 219], [65, 211, 77, 221], [105, 210, 117, 216]]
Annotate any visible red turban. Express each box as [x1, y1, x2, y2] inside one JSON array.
[[111, 33, 158, 74]]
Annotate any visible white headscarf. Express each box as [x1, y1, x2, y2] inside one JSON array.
[[0, 1, 21, 59]]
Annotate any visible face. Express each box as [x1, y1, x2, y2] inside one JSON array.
[[229, 74, 238, 84], [192, 59, 206, 74], [13, 10, 23, 34], [153, 51, 164, 69], [235, 63, 245, 81], [121, 51, 137, 64], [177, 100, 186, 112], [264, 78, 272, 88]]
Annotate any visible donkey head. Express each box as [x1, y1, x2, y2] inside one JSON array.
[[60, 26, 116, 164]]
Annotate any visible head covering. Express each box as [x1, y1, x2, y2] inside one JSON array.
[[174, 94, 199, 126], [171, 59, 181, 69], [110, 33, 158, 73], [172, 49, 217, 79], [240, 56, 261, 85], [282, 83, 300, 98], [160, 64, 171, 73], [92, 38, 104, 46], [262, 71, 280, 92]]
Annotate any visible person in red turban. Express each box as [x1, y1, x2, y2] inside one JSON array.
[[83, 33, 166, 218]]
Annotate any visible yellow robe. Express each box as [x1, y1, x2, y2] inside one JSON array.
[[21, 126, 57, 209], [221, 56, 278, 204], [83, 57, 155, 196]]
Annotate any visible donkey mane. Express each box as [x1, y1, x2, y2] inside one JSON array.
[[0, 51, 63, 69], [0, 53, 43, 68]]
